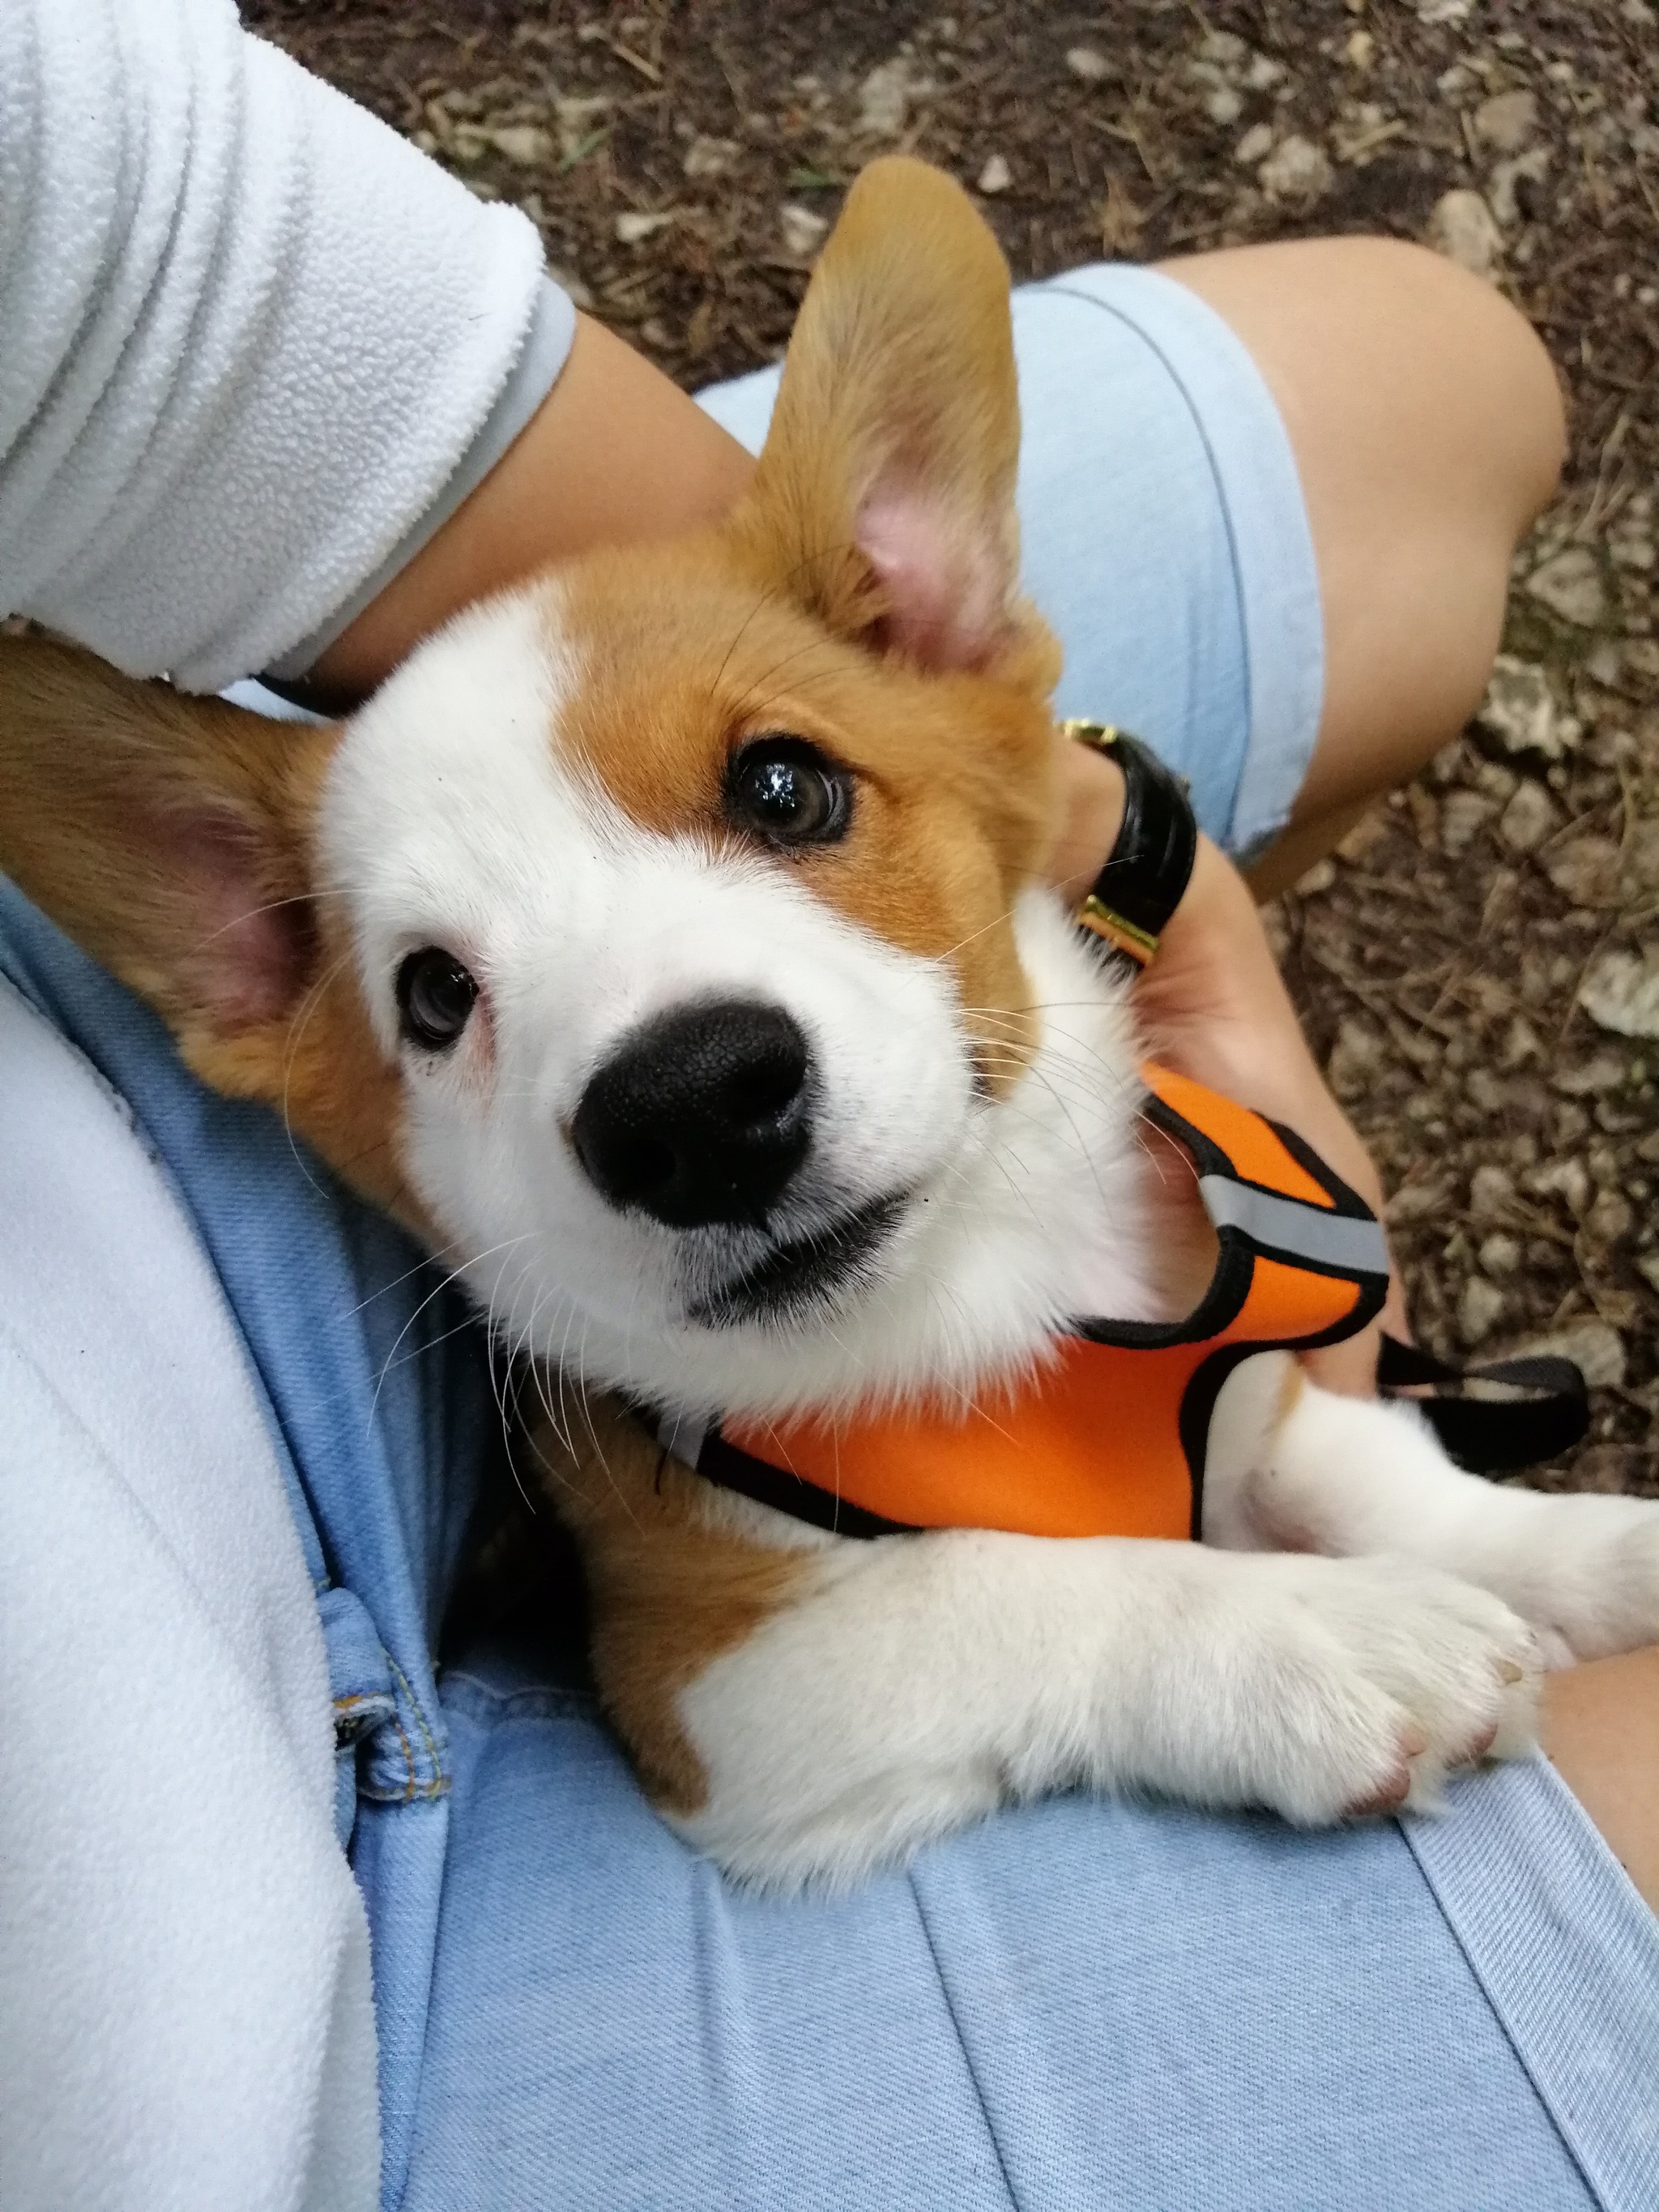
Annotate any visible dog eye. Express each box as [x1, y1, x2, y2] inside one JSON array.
[[396, 947, 478, 1052], [726, 737, 852, 848]]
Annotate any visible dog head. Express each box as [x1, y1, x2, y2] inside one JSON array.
[[0, 159, 1152, 1422]]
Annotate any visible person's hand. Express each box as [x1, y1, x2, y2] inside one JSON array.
[[1047, 737, 1407, 1395]]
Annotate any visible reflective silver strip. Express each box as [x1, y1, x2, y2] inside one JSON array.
[[1198, 1176, 1389, 1277], [655, 1410, 710, 1467]]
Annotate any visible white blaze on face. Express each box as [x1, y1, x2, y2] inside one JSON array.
[[318, 590, 999, 1398]]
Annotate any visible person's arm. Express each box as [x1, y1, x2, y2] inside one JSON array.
[[307, 314, 754, 702], [0, 0, 569, 694], [1049, 740, 1405, 1394]]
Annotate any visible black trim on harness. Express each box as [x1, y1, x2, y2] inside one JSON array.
[[1175, 1275, 1389, 1539], [1077, 1096, 1384, 1356], [696, 1429, 919, 1540]]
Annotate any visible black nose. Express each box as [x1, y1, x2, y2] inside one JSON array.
[[570, 1000, 812, 1228]]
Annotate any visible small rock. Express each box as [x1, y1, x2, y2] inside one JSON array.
[[1472, 89, 1538, 154], [1487, 147, 1552, 228], [1585, 1187, 1634, 1245], [614, 211, 675, 244], [489, 124, 552, 166], [1526, 545, 1607, 630], [1610, 532, 1656, 574], [1440, 789, 1495, 856], [1497, 780, 1559, 853], [1416, 0, 1473, 19], [1205, 85, 1245, 126], [1555, 1053, 1628, 1096], [1501, 1015, 1542, 1067], [1467, 1066, 1508, 1115], [1508, 1319, 1626, 1391], [1235, 122, 1276, 165], [976, 152, 1012, 194], [1347, 28, 1375, 67], [682, 135, 739, 179], [1545, 835, 1622, 906], [1258, 135, 1333, 204], [1637, 1251, 1659, 1296], [1584, 640, 1624, 686], [1066, 45, 1110, 83], [778, 203, 830, 259], [1388, 1177, 1452, 1225], [1475, 760, 1519, 802], [1426, 188, 1503, 280], [1469, 1164, 1516, 1219], [1580, 946, 1659, 1040], [1336, 810, 1388, 864], [1294, 857, 1336, 896], [1199, 31, 1249, 66], [1525, 1155, 1590, 1217], [1478, 1232, 1522, 1278], [1327, 1017, 1384, 1103], [1459, 1275, 1506, 1346], [1473, 655, 1580, 762], [858, 57, 926, 137], [1244, 53, 1284, 90]]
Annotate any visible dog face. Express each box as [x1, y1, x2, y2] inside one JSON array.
[[0, 160, 1154, 1422]]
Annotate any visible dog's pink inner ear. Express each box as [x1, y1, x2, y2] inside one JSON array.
[[153, 803, 315, 1031], [855, 484, 1013, 673]]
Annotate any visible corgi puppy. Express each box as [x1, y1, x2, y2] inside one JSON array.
[[4, 158, 1657, 1893]]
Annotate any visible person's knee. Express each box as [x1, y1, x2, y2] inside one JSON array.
[[1167, 233, 1565, 553], [1341, 236, 1565, 540]]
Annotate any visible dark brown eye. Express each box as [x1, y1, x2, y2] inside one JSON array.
[[396, 948, 477, 1051], [726, 737, 852, 848]]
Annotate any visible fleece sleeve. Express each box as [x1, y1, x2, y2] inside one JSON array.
[[0, 0, 575, 691], [0, 980, 380, 2212]]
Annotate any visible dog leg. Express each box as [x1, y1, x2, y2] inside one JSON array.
[[1230, 1370, 1659, 1668], [671, 1519, 1538, 1890]]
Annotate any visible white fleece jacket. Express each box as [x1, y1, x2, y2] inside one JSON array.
[[0, 0, 574, 690], [0, 6, 576, 2208]]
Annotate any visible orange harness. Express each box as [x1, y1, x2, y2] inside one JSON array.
[[659, 1065, 1391, 1543]]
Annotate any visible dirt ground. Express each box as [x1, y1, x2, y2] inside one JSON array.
[[249, 0, 1657, 1489]]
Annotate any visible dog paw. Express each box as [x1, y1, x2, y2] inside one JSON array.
[[1201, 1554, 1542, 1826], [1489, 1492, 1659, 1664]]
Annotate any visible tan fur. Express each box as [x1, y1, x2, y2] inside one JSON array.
[[541, 1399, 808, 1813], [727, 157, 1028, 668], [0, 634, 424, 1230]]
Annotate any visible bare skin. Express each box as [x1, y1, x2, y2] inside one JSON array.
[[316, 242, 1648, 1892], [1544, 1650, 1659, 1913]]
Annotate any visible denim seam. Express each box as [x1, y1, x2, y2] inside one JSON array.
[[438, 1668, 595, 1723], [386, 1649, 448, 1802]]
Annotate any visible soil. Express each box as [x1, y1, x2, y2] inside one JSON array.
[[247, 0, 1657, 1491]]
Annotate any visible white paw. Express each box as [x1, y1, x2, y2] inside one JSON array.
[[1490, 1492, 1659, 1663], [1195, 1553, 1542, 1826]]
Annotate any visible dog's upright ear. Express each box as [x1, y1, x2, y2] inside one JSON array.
[[0, 635, 336, 1098], [731, 156, 1037, 677]]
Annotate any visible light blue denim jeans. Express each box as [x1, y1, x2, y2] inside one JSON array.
[[4, 266, 1655, 2210]]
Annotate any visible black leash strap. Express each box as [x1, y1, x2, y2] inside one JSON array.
[[1376, 1336, 1589, 1475]]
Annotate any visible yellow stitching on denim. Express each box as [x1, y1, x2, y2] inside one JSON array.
[[386, 1652, 448, 1804]]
